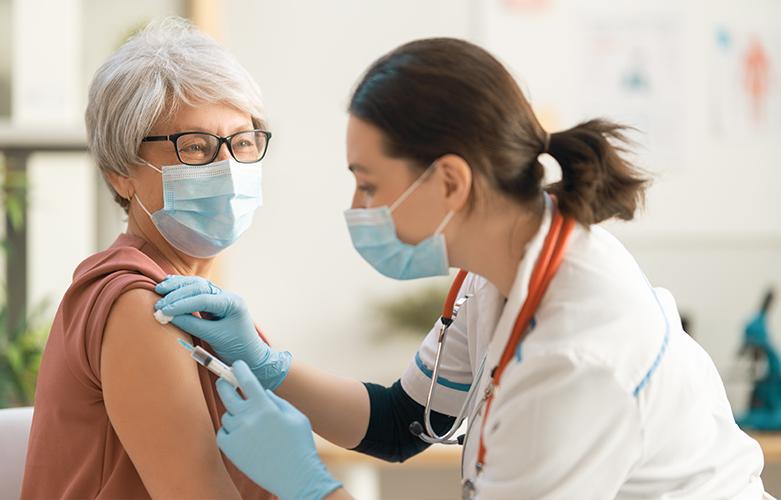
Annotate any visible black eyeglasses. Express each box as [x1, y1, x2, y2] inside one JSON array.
[[141, 129, 272, 166]]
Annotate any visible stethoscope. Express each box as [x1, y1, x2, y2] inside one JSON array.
[[409, 268, 479, 445], [410, 201, 575, 462]]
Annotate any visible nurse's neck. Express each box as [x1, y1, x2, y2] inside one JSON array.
[[449, 196, 544, 299]]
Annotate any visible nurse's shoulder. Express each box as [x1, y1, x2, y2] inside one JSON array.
[[522, 222, 674, 396]]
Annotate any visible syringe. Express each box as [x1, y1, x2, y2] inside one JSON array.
[[177, 339, 239, 389]]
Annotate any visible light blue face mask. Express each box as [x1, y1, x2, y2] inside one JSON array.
[[135, 158, 262, 258], [344, 164, 455, 280]]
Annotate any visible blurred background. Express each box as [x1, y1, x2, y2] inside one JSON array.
[[0, 0, 779, 498]]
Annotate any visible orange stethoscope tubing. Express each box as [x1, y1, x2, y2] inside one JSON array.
[[429, 203, 575, 471]]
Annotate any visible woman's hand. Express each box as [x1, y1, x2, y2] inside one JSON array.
[[155, 275, 291, 390], [216, 361, 343, 500]]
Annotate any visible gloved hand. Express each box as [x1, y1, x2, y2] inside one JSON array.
[[155, 275, 291, 390], [216, 361, 343, 500]]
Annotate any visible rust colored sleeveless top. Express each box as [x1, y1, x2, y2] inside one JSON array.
[[21, 233, 275, 500]]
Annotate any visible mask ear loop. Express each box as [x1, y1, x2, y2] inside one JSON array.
[[142, 160, 163, 174], [434, 211, 455, 235], [389, 162, 438, 213], [133, 193, 154, 218], [389, 160, 456, 236], [131, 159, 163, 217]]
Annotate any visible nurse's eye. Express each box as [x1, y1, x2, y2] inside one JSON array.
[[357, 184, 376, 196]]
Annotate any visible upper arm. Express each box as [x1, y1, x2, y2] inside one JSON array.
[[476, 353, 642, 500], [101, 288, 241, 500], [353, 380, 456, 462], [400, 301, 473, 416]]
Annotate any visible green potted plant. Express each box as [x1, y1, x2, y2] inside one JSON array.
[[0, 157, 51, 407]]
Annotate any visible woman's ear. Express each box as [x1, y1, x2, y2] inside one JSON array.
[[105, 170, 134, 201], [437, 154, 472, 212]]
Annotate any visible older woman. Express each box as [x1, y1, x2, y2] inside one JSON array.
[[21, 18, 274, 499]]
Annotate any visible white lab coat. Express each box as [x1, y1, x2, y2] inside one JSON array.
[[401, 197, 769, 499]]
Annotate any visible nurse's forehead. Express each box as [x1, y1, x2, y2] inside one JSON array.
[[347, 115, 387, 158]]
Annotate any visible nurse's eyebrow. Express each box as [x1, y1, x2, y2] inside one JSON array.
[[348, 163, 370, 173]]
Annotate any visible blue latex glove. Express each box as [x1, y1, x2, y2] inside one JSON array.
[[216, 361, 342, 500], [155, 275, 291, 390]]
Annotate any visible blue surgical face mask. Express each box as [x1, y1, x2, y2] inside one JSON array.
[[344, 164, 455, 280], [134, 158, 262, 258]]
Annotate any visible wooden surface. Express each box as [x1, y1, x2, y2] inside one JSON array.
[[319, 433, 781, 467], [316, 436, 461, 468], [753, 433, 781, 463]]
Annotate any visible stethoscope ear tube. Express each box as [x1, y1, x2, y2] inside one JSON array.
[[419, 290, 476, 444], [412, 358, 485, 445], [414, 299, 485, 446], [413, 271, 471, 445]]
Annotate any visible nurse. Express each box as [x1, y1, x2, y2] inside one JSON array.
[[154, 38, 769, 499]]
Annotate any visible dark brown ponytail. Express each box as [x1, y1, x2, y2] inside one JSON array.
[[349, 38, 649, 227], [547, 119, 648, 225]]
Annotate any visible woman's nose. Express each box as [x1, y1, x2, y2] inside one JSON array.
[[350, 190, 361, 209], [216, 142, 232, 162]]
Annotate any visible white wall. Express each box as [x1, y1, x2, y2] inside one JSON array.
[[0, 0, 11, 117], [220, 0, 781, 403], [11, 0, 82, 124]]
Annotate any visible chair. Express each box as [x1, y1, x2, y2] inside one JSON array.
[[0, 406, 34, 499]]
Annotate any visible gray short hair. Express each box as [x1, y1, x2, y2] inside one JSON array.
[[85, 17, 266, 211]]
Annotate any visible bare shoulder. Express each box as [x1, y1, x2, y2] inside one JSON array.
[[103, 287, 192, 363], [102, 287, 200, 393]]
